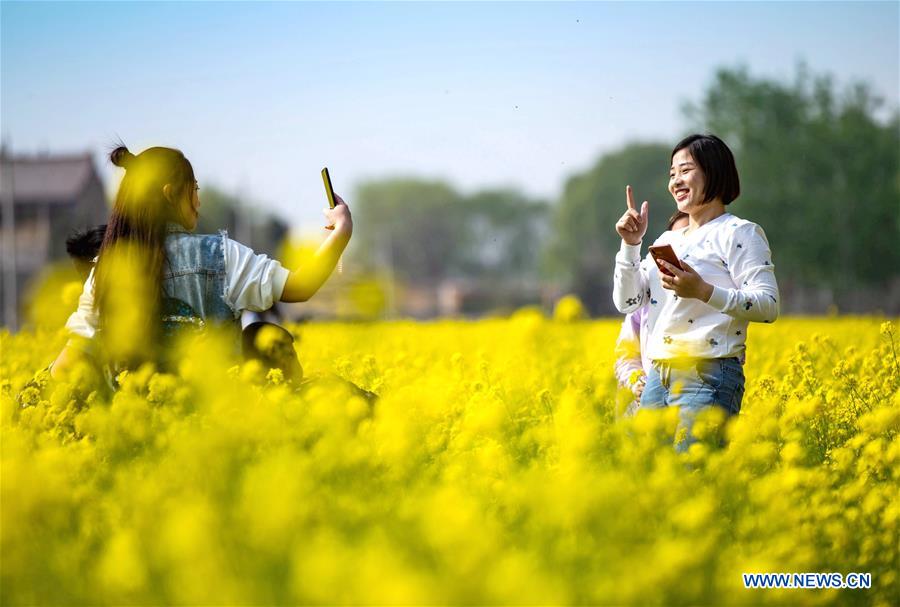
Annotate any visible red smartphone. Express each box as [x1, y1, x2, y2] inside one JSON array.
[[649, 244, 683, 277], [321, 167, 337, 209]]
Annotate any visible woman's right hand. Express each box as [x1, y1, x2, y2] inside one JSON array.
[[632, 374, 646, 399], [615, 185, 649, 246], [323, 194, 353, 236], [282, 194, 353, 303]]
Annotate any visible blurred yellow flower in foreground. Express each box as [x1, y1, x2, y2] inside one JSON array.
[[0, 317, 897, 605]]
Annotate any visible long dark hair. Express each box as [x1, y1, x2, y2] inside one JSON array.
[[93, 145, 195, 359]]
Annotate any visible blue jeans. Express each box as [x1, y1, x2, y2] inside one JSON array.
[[640, 357, 744, 452]]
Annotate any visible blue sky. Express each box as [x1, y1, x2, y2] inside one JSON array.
[[3, 1, 898, 231]]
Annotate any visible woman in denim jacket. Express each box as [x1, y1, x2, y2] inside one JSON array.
[[51, 144, 351, 379]]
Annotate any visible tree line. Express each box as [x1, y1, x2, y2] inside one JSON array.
[[347, 64, 900, 315]]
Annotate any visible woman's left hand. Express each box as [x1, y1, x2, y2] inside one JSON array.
[[658, 260, 714, 302]]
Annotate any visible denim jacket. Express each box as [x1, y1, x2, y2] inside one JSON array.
[[161, 223, 237, 334]]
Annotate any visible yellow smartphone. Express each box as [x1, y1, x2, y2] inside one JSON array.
[[321, 167, 336, 209]]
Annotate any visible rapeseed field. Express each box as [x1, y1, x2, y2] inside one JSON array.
[[1, 316, 897, 606]]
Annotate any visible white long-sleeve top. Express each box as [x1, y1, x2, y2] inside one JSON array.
[[65, 238, 289, 340], [613, 212, 778, 361]]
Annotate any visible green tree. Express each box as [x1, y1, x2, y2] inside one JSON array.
[[459, 189, 548, 281], [683, 65, 900, 295], [349, 178, 467, 285], [350, 179, 548, 286]]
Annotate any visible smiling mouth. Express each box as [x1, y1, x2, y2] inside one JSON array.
[[674, 188, 689, 202]]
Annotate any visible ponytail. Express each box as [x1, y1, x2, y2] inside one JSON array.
[[93, 143, 195, 365]]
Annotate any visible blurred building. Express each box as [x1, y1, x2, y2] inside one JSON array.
[[1, 149, 108, 330]]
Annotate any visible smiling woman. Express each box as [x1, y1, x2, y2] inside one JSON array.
[[612, 134, 779, 451]]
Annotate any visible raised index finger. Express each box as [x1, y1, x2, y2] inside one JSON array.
[[626, 185, 635, 210]]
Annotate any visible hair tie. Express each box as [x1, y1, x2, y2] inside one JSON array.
[[110, 146, 136, 170]]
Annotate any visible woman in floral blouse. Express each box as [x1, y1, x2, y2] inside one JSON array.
[[612, 134, 779, 451]]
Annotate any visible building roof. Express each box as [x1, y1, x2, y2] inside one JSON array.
[[0, 151, 98, 203]]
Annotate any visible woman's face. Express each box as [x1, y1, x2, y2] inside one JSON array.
[[668, 148, 707, 213]]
